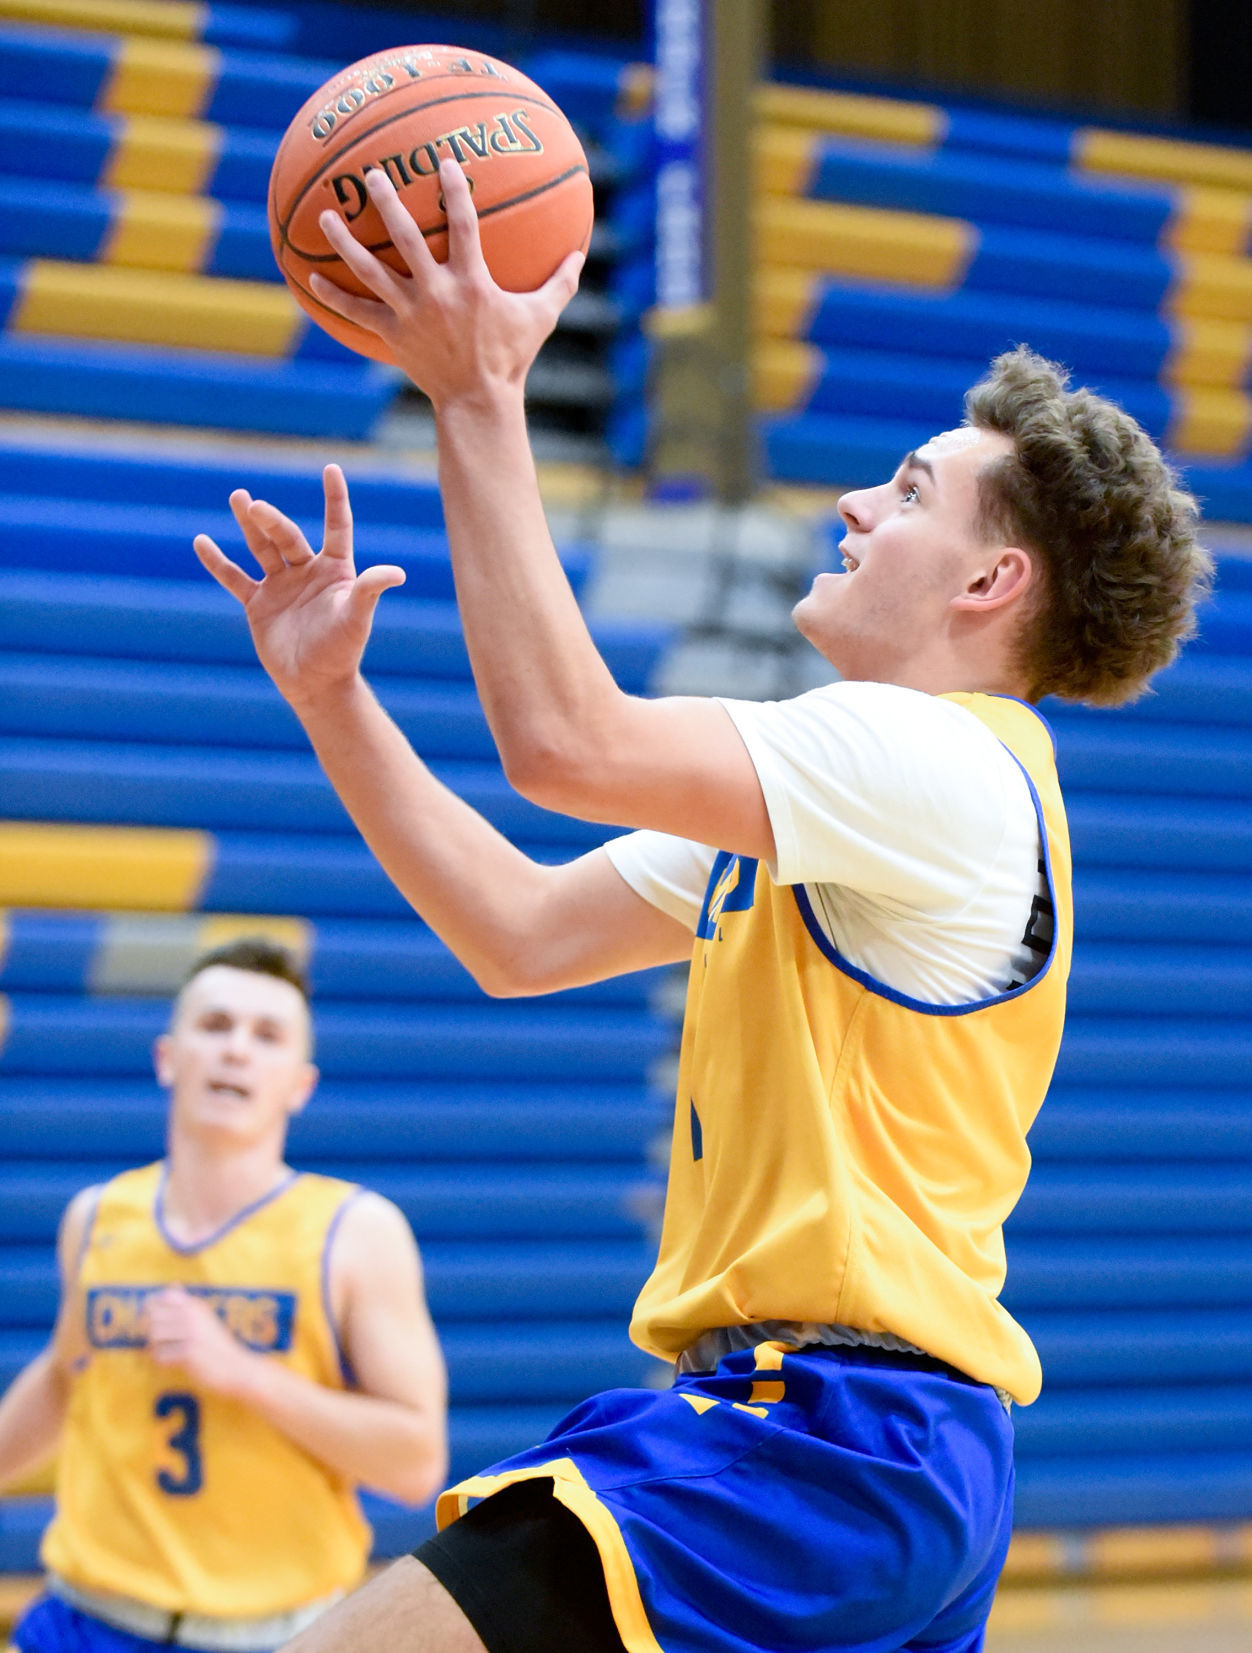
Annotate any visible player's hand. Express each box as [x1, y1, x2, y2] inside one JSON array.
[[192, 463, 404, 710], [145, 1288, 256, 1397], [308, 160, 583, 409]]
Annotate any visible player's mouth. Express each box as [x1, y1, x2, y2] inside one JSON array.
[[208, 1079, 251, 1099], [840, 548, 861, 573]]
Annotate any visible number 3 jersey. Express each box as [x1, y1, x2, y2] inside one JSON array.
[[41, 1162, 372, 1617]]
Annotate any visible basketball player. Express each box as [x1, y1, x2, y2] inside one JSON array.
[[192, 162, 1211, 1652], [0, 939, 447, 1653]]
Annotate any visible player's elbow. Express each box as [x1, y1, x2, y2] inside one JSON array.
[[470, 948, 567, 1000], [500, 730, 601, 817], [379, 1428, 448, 1507]]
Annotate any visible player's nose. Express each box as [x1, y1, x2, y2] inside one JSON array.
[[836, 486, 874, 532]]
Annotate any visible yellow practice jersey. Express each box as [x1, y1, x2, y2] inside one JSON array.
[[43, 1163, 372, 1616], [631, 694, 1072, 1404]]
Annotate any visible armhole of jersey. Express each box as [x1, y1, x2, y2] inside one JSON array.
[[791, 741, 1059, 1017], [69, 1186, 103, 1283], [321, 1187, 365, 1388]]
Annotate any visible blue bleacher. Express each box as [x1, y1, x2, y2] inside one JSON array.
[[3, 0, 1252, 1579], [0, 417, 673, 1568], [757, 84, 1252, 509]]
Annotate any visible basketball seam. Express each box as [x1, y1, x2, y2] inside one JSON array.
[[274, 87, 578, 249], [281, 162, 591, 267], [278, 168, 592, 335]]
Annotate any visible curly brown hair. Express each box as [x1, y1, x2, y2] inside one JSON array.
[[965, 347, 1213, 706]]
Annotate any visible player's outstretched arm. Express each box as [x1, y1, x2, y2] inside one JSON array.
[[194, 470, 690, 994], [0, 1187, 96, 1489], [310, 163, 776, 864]]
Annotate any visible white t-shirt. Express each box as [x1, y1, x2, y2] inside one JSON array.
[[605, 681, 1051, 1006]]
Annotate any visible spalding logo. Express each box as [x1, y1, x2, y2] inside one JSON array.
[[327, 109, 544, 220]]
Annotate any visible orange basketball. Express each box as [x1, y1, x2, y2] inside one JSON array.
[[268, 44, 596, 363]]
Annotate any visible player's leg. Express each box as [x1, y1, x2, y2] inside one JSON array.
[[280, 1558, 487, 1653], [280, 1482, 624, 1653]]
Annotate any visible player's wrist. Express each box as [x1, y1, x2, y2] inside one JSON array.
[[431, 376, 527, 426], [284, 671, 371, 722], [221, 1345, 268, 1407]]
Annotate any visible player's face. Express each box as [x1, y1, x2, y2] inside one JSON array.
[[154, 966, 316, 1148], [793, 425, 1018, 680]]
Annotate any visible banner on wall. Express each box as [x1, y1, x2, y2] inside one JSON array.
[[652, 0, 707, 318]]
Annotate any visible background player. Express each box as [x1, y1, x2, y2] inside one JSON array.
[[0, 938, 447, 1653], [191, 164, 1211, 1653]]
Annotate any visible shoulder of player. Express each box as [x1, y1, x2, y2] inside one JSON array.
[[56, 1183, 103, 1278], [755, 679, 1014, 774], [327, 1190, 420, 1288]]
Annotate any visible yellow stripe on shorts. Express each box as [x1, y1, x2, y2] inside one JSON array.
[[14, 260, 304, 357], [0, 821, 210, 910], [0, 1, 206, 37], [103, 189, 219, 273], [756, 196, 975, 289], [100, 35, 219, 120], [104, 113, 221, 194]]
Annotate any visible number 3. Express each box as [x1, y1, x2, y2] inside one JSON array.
[[155, 1391, 203, 1495]]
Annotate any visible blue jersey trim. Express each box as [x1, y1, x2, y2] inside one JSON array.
[[791, 746, 1060, 1018], [321, 1186, 365, 1387], [154, 1164, 300, 1256]]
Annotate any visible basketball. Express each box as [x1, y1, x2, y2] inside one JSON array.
[[268, 45, 596, 363]]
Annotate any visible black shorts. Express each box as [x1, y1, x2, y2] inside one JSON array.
[[415, 1480, 626, 1653]]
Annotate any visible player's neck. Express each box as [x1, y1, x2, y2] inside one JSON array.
[[161, 1134, 292, 1246]]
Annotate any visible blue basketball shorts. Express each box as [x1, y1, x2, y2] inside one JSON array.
[[435, 1341, 1016, 1653], [10, 1598, 279, 1653]]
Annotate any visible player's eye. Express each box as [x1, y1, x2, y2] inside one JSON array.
[[901, 482, 921, 505]]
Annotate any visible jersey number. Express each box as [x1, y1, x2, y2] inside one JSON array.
[[155, 1391, 203, 1495]]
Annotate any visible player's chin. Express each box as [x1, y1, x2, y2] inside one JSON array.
[[793, 577, 846, 633]]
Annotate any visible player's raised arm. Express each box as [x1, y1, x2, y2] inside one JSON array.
[[193, 469, 691, 996], [309, 162, 777, 863]]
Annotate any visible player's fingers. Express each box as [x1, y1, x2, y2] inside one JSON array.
[[318, 209, 406, 305], [349, 563, 407, 625], [228, 489, 287, 575], [439, 159, 487, 278], [308, 271, 394, 335], [321, 463, 354, 559], [535, 249, 585, 320], [246, 499, 316, 566], [192, 535, 258, 605], [364, 167, 436, 276]]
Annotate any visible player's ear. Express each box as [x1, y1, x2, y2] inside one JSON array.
[[286, 1063, 318, 1118], [153, 1034, 174, 1088], [953, 546, 1033, 611]]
